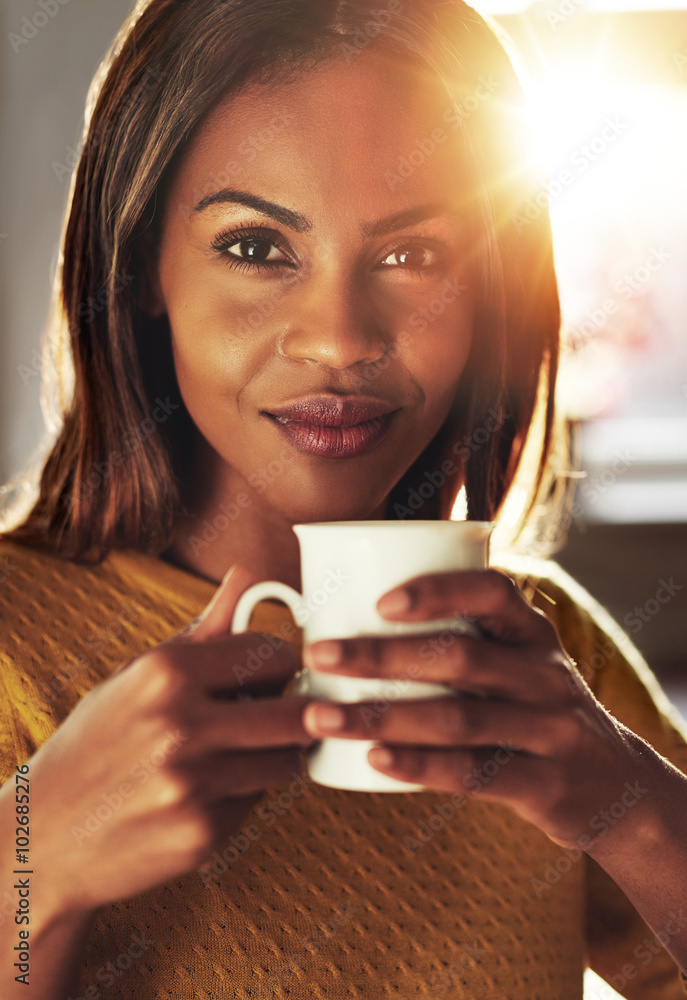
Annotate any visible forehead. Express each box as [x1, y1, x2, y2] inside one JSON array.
[[169, 48, 467, 218]]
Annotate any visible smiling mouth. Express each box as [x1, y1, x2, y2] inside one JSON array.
[[262, 410, 400, 459]]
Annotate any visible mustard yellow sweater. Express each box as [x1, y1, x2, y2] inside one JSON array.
[[1, 537, 686, 999]]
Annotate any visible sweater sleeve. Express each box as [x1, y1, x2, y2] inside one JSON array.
[[580, 608, 687, 999], [516, 558, 687, 999]]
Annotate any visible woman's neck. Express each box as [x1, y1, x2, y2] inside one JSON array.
[[161, 432, 389, 588], [160, 509, 302, 590]]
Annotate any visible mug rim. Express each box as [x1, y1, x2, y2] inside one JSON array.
[[293, 519, 494, 530]]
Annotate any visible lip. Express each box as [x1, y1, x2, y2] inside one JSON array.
[[265, 395, 399, 427], [261, 395, 401, 459]]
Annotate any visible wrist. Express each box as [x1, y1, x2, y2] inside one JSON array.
[[583, 736, 687, 872], [30, 885, 99, 944], [0, 785, 98, 940]]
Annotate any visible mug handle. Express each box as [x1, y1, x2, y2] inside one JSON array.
[[231, 580, 306, 634]]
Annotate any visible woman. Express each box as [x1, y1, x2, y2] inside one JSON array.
[[0, 1, 686, 997]]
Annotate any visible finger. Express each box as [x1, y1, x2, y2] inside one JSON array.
[[198, 793, 264, 870], [173, 563, 263, 643], [181, 745, 307, 801], [112, 565, 287, 680], [365, 743, 553, 813], [149, 629, 300, 696], [198, 694, 318, 753], [376, 568, 554, 644], [303, 696, 578, 756], [303, 632, 569, 700]]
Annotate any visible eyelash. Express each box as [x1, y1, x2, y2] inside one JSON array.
[[209, 224, 447, 276], [378, 231, 446, 277], [210, 225, 294, 274]]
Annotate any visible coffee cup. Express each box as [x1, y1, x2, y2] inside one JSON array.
[[230, 519, 493, 792]]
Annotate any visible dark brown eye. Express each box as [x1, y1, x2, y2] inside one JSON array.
[[210, 226, 293, 272], [394, 246, 428, 267], [233, 237, 274, 261], [379, 243, 440, 270]]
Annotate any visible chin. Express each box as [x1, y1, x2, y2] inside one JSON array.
[[265, 487, 390, 525]]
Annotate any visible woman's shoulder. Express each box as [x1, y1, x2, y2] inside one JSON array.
[[0, 536, 220, 674], [496, 552, 618, 629], [0, 536, 141, 641], [0, 535, 215, 625], [0, 535, 102, 604], [0, 536, 213, 779], [492, 548, 658, 689], [0, 538, 94, 777], [493, 549, 642, 670]]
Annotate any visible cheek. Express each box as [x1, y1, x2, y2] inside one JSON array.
[[400, 298, 474, 408], [161, 265, 268, 401], [171, 328, 260, 431], [171, 332, 228, 399], [161, 239, 296, 333]]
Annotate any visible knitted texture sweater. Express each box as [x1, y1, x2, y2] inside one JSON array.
[[0, 537, 686, 999]]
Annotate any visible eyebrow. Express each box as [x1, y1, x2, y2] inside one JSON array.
[[193, 188, 456, 238], [193, 188, 311, 232], [360, 201, 457, 238]]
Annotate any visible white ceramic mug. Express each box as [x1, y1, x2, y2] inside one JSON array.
[[230, 520, 493, 793]]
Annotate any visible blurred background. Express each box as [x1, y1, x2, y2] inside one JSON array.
[[0, 4, 685, 992], [486, 0, 687, 724]]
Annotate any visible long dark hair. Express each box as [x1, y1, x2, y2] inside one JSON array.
[[1, 0, 561, 561]]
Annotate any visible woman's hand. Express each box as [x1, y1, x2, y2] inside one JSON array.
[[5, 564, 316, 925], [301, 569, 654, 852]]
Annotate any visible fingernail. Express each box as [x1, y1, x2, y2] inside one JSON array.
[[369, 747, 395, 768], [377, 588, 412, 616], [309, 703, 346, 732], [306, 640, 343, 668]]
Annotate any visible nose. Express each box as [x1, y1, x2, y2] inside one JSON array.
[[277, 266, 390, 369]]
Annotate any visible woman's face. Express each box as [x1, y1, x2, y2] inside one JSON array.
[[151, 48, 475, 523]]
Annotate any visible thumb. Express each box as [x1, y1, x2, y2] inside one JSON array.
[[176, 564, 261, 643]]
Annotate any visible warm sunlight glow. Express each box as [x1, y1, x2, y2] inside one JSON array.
[[498, 3, 687, 524]]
